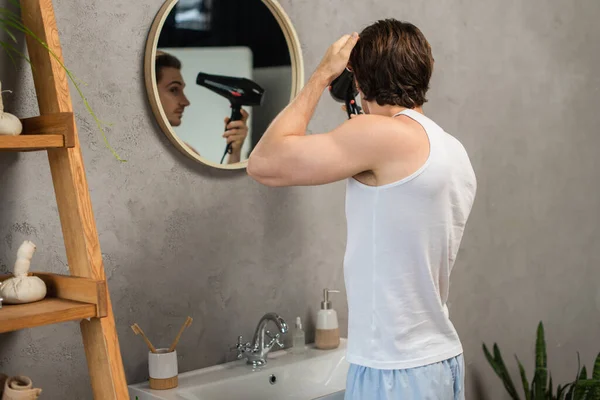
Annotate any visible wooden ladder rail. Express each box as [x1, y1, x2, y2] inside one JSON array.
[[19, 0, 129, 398]]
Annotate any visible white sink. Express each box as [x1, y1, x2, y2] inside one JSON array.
[[128, 339, 349, 400]]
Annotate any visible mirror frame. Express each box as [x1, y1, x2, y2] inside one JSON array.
[[144, 0, 305, 170]]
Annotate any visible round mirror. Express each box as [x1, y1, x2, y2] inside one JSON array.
[[144, 0, 304, 169]]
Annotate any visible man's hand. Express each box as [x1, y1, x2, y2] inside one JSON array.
[[223, 108, 249, 153], [316, 32, 359, 83]]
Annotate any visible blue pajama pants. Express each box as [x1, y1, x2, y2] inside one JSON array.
[[344, 354, 465, 400]]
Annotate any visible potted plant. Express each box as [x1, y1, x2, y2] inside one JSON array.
[[1, 0, 124, 161], [483, 321, 600, 399]]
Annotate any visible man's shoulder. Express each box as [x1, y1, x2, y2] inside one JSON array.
[[343, 114, 415, 138], [336, 114, 426, 166]]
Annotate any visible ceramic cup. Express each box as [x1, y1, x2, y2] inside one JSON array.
[[148, 348, 178, 380]]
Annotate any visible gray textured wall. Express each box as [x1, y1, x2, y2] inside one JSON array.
[[1, 0, 599, 399]]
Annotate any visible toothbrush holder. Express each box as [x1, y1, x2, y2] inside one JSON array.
[[148, 348, 178, 390]]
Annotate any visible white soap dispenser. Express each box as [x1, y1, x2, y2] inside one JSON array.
[[315, 288, 340, 350], [292, 316, 306, 354]]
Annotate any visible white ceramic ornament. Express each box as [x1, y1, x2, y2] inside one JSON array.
[[0, 240, 47, 304], [0, 81, 23, 136]]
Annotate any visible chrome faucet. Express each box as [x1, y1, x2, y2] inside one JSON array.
[[230, 312, 288, 367]]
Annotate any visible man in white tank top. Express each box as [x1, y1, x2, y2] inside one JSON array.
[[248, 19, 476, 399]]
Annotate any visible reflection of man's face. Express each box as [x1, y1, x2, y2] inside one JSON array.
[[157, 67, 190, 126]]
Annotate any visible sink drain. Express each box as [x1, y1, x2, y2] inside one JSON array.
[[269, 374, 277, 385]]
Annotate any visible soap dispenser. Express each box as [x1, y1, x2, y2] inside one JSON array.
[[315, 288, 340, 350]]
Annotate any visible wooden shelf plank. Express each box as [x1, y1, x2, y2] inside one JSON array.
[[0, 112, 75, 151], [0, 298, 96, 334], [0, 272, 107, 317], [36, 272, 108, 317], [22, 112, 75, 146], [0, 134, 65, 151]]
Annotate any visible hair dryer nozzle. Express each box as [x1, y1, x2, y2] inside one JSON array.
[[329, 68, 359, 103], [196, 72, 265, 106], [329, 69, 362, 118]]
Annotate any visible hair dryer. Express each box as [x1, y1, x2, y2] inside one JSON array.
[[329, 68, 362, 119], [196, 72, 265, 163]]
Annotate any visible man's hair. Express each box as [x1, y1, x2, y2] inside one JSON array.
[[155, 52, 181, 82], [349, 19, 434, 109]]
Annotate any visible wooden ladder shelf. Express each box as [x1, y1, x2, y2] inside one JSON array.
[[0, 112, 76, 151], [0, 0, 128, 398]]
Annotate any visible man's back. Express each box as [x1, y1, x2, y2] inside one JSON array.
[[343, 108, 477, 369], [248, 19, 475, 399]]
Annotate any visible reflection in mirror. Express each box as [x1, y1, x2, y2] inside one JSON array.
[[146, 0, 303, 169]]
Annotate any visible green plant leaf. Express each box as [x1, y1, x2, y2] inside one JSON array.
[[548, 374, 553, 399], [565, 383, 575, 400], [0, 14, 25, 41], [0, 8, 125, 161], [494, 344, 521, 397], [20, 27, 125, 161], [589, 354, 600, 400], [0, 40, 18, 68], [0, 20, 18, 42], [536, 322, 547, 368], [531, 370, 537, 396], [558, 383, 573, 400], [483, 343, 521, 399], [572, 379, 600, 389], [0, 37, 31, 65], [534, 322, 548, 399], [495, 344, 521, 399], [483, 343, 506, 380], [516, 356, 531, 400], [572, 382, 595, 400], [0, 10, 27, 28], [568, 353, 582, 400], [574, 367, 589, 399], [556, 384, 566, 400], [593, 353, 600, 380]]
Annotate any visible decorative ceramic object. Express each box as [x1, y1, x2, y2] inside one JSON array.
[[0, 241, 46, 304], [0, 82, 22, 136], [1, 375, 42, 400]]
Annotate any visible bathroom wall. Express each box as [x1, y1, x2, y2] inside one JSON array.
[[0, 0, 599, 399]]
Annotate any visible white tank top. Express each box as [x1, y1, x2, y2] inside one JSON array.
[[343, 109, 477, 370]]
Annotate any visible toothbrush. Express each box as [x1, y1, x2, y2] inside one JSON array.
[[168, 316, 193, 352], [131, 323, 157, 353]]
